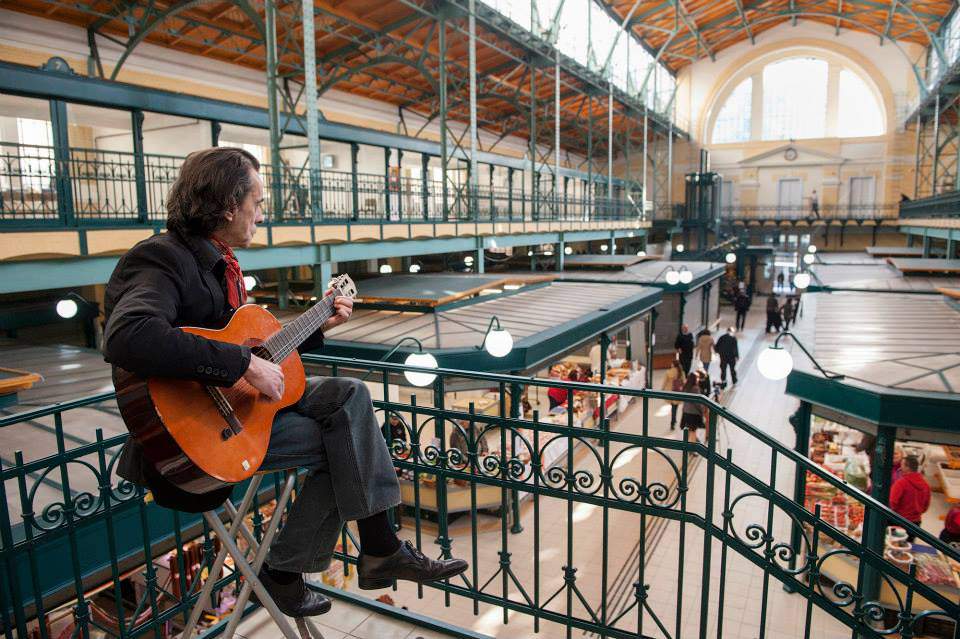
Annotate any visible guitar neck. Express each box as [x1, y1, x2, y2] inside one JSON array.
[[263, 296, 335, 362]]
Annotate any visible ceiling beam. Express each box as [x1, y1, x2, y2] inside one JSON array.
[[732, 0, 755, 44], [882, 0, 897, 43]]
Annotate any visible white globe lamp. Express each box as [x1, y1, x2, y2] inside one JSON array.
[[243, 275, 258, 291], [803, 253, 815, 265], [379, 264, 393, 274], [56, 299, 78, 319], [409, 264, 421, 273], [636, 250, 646, 257], [807, 245, 818, 254], [464, 255, 475, 266], [527, 250, 534, 257], [794, 272, 811, 290], [679, 268, 693, 284], [600, 244, 608, 252], [757, 347, 794, 381], [664, 269, 681, 286], [564, 246, 573, 255], [725, 252, 736, 264], [484, 328, 514, 358], [404, 351, 438, 387], [675, 244, 685, 253]]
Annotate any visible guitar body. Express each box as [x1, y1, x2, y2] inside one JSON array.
[[116, 304, 306, 494]]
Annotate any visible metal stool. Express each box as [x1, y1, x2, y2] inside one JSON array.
[[179, 470, 325, 639]]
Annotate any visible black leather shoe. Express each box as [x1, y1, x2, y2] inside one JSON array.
[[358, 540, 468, 590], [252, 568, 332, 617]]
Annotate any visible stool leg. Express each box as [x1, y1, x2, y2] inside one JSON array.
[[205, 512, 300, 639], [221, 472, 298, 639], [180, 475, 263, 637], [295, 617, 326, 639]]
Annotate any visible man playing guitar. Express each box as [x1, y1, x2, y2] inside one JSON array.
[[103, 147, 467, 617]]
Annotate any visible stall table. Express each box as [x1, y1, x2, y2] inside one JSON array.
[[0, 367, 42, 408]]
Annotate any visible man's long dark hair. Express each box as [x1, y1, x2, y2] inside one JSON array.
[[166, 147, 260, 237]]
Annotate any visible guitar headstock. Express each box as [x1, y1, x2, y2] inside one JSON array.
[[328, 274, 358, 300]]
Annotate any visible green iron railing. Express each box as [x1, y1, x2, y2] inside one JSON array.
[[0, 142, 644, 231], [1, 356, 957, 639]]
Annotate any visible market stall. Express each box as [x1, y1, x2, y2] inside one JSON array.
[[784, 288, 960, 615], [305, 273, 662, 523]]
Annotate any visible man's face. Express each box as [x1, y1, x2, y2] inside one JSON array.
[[681, 324, 689, 334], [221, 168, 264, 248]]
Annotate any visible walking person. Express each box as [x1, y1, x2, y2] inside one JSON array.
[[734, 290, 750, 331], [810, 190, 820, 220], [679, 375, 708, 443], [661, 359, 686, 431], [695, 328, 714, 374], [765, 294, 781, 333], [776, 271, 785, 292], [715, 327, 739, 386], [674, 324, 694, 375], [781, 297, 797, 331]]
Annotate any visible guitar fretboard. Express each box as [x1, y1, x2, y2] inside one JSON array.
[[263, 296, 336, 363]]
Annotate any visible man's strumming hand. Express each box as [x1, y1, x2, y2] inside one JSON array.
[[243, 354, 284, 401]]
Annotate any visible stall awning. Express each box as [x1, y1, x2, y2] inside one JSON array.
[[317, 278, 662, 373], [546, 260, 725, 292], [887, 257, 960, 275], [784, 291, 960, 433], [353, 273, 552, 308], [810, 263, 960, 293], [561, 254, 661, 268]]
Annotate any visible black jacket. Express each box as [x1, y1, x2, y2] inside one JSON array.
[[734, 293, 751, 312], [715, 333, 739, 361], [103, 231, 323, 511]]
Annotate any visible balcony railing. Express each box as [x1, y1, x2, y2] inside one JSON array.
[[2, 356, 956, 639], [899, 191, 960, 219], [719, 204, 900, 222], [0, 142, 647, 230]]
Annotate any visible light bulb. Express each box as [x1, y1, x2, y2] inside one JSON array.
[[544, 250, 553, 256], [243, 275, 258, 291], [404, 352, 438, 387], [794, 272, 811, 289], [56, 299, 78, 319], [757, 347, 794, 380], [664, 269, 681, 285], [464, 255, 475, 265], [564, 246, 573, 255], [679, 268, 693, 284], [600, 244, 608, 252], [725, 252, 736, 264], [807, 245, 818, 254], [379, 264, 393, 274], [636, 250, 646, 257], [803, 254, 815, 265], [676, 244, 685, 253], [409, 264, 421, 273], [527, 250, 534, 257], [484, 329, 514, 358]]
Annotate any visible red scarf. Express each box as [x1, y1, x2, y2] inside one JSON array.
[[211, 237, 245, 309]]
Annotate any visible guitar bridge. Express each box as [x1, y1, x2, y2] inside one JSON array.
[[205, 385, 244, 438]]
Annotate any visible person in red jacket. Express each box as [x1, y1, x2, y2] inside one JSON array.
[[940, 506, 960, 545], [889, 456, 931, 541]]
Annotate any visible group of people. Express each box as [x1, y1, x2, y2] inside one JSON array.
[[663, 324, 740, 440], [765, 294, 797, 333]]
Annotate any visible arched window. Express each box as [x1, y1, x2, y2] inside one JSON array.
[[762, 57, 828, 140], [711, 78, 752, 144], [837, 69, 884, 136]]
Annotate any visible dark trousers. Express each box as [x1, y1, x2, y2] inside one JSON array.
[[720, 358, 737, 384], [679, 353, 693, 375], [261, 376, 401, 573], [783, 316, 794, 330], [735, 310, 747, 331], [766, 312, 781, 333], [670, 403, 678, 427]]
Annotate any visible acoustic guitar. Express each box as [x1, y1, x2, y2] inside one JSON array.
[[115, 274, 358, 494]]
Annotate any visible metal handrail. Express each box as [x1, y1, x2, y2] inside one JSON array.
[[0, 356, 956, 639]]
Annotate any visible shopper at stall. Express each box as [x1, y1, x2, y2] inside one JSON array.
[[889, 456, 931, 541], [661, 359, 686, 431], [679, 375, 708, 443], [674, 324, 695, 374], [715, 327, 739, 385], [733, 290, 751, 331], [940, 505, 960, 545], [450, 420, 489, 459], [765, 295, 781, 333], [547, 373, 569, 411]]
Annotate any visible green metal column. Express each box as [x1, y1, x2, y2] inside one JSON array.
[[350, 143, 359, 221], [439, 18, 449, 222], [678, 292, 686, 332], [529, 63, 538, 221], [384, 147, 391, 221], [265, 0, 283, 223], [922, 231, 931, 258], [301, 0, 322, 221], [647, 308, 657, 389], [506, 167, 514, 219], [421, 154, 430, 220], [558, 237, 565, 271], [789, 401, 812, 572], [488, 164, 495, 221], [932, 93, 941, 195], [49, 99, 74, 226], [599, 333, 610, 384], [278, 268, 289, 310], [396, 149, 403, 221], [314, 263, 332, 298], [468, 0, 479, 224], [131, 110, 148, 224], [210, 121, 221, 146], [587, 95, 594, 220], [476, 244, 484, 274], [563, 176, 569, 219], [862, 427, 896, 601], [609, 231, 616, 255]]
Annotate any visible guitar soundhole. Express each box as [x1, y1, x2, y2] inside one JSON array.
[[251, 344, 273, 361]]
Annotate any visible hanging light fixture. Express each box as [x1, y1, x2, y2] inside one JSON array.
[[675, 244, 685, 253], [379, 264, 393, 274], [803, 253, 815, 265], [757, 332, 844, 381], [807, 245, 818, 254], [56, 298, 78, 319], [564, 246, 573, 255], [794, 272, 811, 289], [409, 263, 421, 273], [636, 250, 646, 257], [725, 252, 737, 264], [477, 316, 514, 358], [678, 266, 693, 284], [464, 255, 475, 266], [243, 275, 258, 291]]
